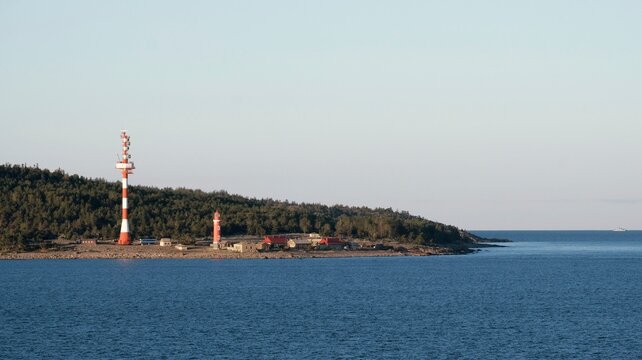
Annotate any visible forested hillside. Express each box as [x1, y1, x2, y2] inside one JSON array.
[[0, 164, 482, 249]]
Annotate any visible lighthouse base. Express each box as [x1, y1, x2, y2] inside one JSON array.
[[210, 242, 223, 250], [118, 233, 131, 245]]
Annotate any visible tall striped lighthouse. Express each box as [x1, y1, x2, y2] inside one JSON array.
[[115, 130, 135, 245]]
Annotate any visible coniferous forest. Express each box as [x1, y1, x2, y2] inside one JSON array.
[[0, 164, 482, 249]]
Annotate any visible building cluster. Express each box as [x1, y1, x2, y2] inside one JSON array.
[[219, 234, 358, 253]]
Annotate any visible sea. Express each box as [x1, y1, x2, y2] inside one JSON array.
[[1, 231, 642, 359]]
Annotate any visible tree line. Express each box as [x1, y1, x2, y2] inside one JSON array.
[[0, 164, 481, 250]]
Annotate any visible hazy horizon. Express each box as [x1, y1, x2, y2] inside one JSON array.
[[2, 1, 641, 230]]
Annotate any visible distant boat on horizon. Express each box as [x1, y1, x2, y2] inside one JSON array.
[[613, 227, 627, 232]]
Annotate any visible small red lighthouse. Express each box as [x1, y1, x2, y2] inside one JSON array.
[[211, 210, 222, 249]]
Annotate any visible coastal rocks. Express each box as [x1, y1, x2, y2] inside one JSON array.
[[0, 243, 475, 260]]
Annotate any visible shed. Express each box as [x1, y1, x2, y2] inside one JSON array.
[[81, 239, 97, 245], [175, 244, 189, 251], [159, 238, 173, 247]]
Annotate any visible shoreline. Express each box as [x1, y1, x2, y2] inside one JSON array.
[[0, 243, 477, 260]]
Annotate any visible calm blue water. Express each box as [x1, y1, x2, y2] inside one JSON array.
[[1, 231, 642, 359]]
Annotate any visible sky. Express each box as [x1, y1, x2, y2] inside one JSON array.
[[1, 0, 641, 230]]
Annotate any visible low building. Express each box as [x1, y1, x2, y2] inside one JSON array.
[[287, 238, 311, 250], [230, 242, 258, 253], [138, 238, 157, 245], [159, 238, 172, 247], [318, 237, 345, 250], [372, 243, 394, 250], [175, 244, 189, 251], [54, 238, 75, 245], [263, 236, 288, 248], [310, 238, 323, 247], [81, 239, 97, 245], [346, 242, 360, 250]]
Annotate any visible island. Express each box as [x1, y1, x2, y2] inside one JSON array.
[[0, 164, 498, 259]]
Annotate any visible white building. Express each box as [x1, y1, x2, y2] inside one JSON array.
[[287, 239, 311, 250], [230, 242, 257, 253]]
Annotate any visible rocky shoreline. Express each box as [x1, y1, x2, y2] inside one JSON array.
[[0, 243, 476, 260]]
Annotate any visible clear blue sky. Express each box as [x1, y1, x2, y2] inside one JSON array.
[[1, 1, 641, 230]]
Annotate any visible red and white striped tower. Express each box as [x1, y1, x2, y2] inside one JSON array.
[[211, 210, 222, 249], [115, 130, 135, 245]]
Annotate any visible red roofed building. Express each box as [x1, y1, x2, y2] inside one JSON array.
[[319, 237, 345, 249], [263, 236, 288, 248]]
